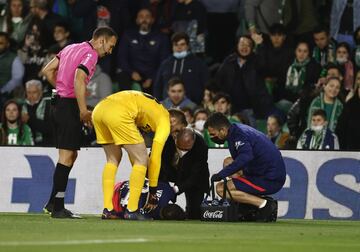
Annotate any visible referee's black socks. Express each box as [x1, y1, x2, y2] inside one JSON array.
[[53, 163, 72, 211]]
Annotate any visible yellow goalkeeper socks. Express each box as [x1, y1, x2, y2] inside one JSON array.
[[127, 164, 147, 212], [102, 163, 118, 210]]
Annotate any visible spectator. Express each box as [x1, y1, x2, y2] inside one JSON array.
[[159, 126, 210, 219], [316, 63, 344, 90], [203, 92, 239, 148], [171, 0, 207, 54], [282, 0, 319, 45], [255, 23, 293, 103], [307, 77, 343, 132], [244, 0, 283, 35], [336, 80, 360, 150], [335, 42, 354, 92], [200, 0, 240, 63], [48, 21, 72, 54], [213, 92, 239, 122], [281, 41, 321, 107], [0, 0, 33, 47], [201, 84, 215, 113], [297, 109, 339, 150], [215, 35, 273, 124], [21, 79, 53, 146], [330, 0, 360, 49], [0, 31, 24, 110], [345, 69, 360, 102], [154, 31, 209, 104], [67, 0, 97, 42], [86, 65, 113, 108], [192, 108, 208, 134], [312, 26, 337, 67], [116, 8, 170, 93], [17, 21, 46, 82], [287, 64, 344, 146], [353, 26, 360, 68], [181, 106, 194, 125], [161, 77, 197, 111], [141, 0, 174, 34], [29, 0, 65, 49], [266, 114, 289, 149], [0, 99, 34, 145]]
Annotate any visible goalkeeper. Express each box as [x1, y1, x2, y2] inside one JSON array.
[[92, 91, 170, 220]]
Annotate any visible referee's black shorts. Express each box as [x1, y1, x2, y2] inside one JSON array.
[[53, 97, 82, 150]]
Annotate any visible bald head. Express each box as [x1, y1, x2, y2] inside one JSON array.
[[176, 128, 195, 151]]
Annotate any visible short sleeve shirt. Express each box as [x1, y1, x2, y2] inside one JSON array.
[[56, 42, 98, 98]]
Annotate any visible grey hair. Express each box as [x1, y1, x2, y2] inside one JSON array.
[[25, 79, 42, 90]]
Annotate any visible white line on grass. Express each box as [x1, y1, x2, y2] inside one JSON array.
[[0, 238, 149, 246]]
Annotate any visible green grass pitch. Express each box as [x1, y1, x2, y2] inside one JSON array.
[[0, 213, 359, 252]]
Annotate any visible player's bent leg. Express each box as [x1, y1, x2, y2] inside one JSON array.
[[101, 144, 122, 219], [122, 143, 150, 220]]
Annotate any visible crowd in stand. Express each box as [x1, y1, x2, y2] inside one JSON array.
[[0, 0, 360, 151]]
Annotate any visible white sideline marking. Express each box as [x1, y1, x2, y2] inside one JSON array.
[[0, 238, 149, 246]]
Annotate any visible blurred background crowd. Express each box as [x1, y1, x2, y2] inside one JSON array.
[[0, 0, 359, 151]]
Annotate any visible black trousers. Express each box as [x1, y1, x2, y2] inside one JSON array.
[[185, 189, 205, 220]]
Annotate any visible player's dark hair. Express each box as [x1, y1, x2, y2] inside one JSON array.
[[204, 112, 231, 130], [168, 109, 187, 126], [312, 109, 327, 120], [92, 27, 118, 40], [160, 204, 186, 220]]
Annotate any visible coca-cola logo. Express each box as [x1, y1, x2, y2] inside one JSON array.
[[203, 210, 224, 219]]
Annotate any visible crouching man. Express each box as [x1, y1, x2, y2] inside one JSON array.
[[205, 113, 286, 222]]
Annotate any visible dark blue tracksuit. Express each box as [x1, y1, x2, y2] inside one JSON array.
[[218, 123, 286, 195]]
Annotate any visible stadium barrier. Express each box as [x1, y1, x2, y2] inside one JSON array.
[[0, 147, 359, 219]]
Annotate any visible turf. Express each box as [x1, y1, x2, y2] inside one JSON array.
[[0, 213, 359, 252]]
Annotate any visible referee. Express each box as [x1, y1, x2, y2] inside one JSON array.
[[41, 27, 117, 218]]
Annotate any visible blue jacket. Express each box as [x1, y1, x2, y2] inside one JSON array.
[[117, 29, 170, 81], [218, 123, 286, 182], [154, 53, 209, 104]]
